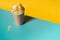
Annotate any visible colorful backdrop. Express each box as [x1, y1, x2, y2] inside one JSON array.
[[0, 0, 60, 24]]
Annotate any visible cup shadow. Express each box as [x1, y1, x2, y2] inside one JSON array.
[[23, 15, 35, 24]]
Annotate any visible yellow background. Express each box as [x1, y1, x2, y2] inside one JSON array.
[[0, 0, 60, 24]]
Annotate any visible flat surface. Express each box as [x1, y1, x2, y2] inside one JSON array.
[[0, 9, 60, 40]]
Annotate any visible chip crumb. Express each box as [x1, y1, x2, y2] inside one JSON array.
[[8, 26, 12, 31]]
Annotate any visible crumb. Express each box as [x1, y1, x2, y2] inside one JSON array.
[[8, 26, 12, 31]]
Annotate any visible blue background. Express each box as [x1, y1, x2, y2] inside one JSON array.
[[0, 9, 60, 40]]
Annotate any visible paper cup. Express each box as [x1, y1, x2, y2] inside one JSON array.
[[11, 4, 25, 25]]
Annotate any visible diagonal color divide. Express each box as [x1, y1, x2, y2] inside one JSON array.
[[0, 0, 60, 23]]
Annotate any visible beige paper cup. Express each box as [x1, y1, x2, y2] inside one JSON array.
[[11, 4, 25, 25]]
